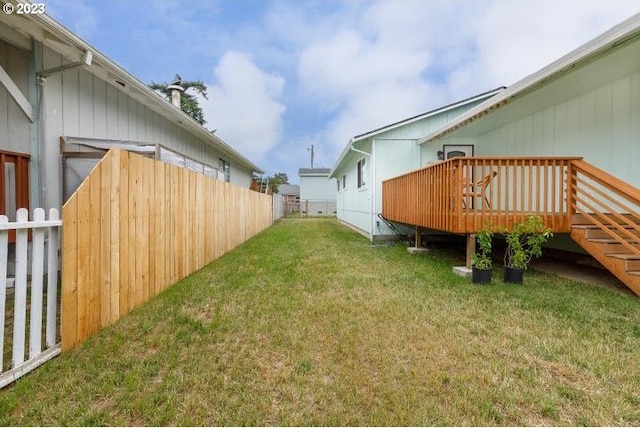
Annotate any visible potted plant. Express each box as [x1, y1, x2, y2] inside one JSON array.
[[503, 215, 553, 284], [471, 225, 493, 284]]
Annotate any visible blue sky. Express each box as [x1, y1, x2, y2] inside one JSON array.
[[43, 0, 640, 184]]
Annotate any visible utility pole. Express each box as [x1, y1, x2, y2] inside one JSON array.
[[307, 144, 314, 168]]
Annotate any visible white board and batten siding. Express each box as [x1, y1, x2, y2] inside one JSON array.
[[0, 40, 31, 155], [0, 208, 62, 389], [40, 44, 254, 210]]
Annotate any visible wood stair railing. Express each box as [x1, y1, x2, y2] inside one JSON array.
[[569, 160, 640, 296]]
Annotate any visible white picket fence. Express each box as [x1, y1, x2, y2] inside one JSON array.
[[0, 208, 62, 389]]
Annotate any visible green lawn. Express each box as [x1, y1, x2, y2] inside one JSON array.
[[1, 218, 640, 426]]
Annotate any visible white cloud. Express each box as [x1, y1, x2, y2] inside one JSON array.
[[466, 0, 640, 88], [294, 0, 640, 164], [200, 52, 286, 163]]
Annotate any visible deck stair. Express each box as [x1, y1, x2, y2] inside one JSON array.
[[571, 220, 640, 295], [568, 160, 640, 296]]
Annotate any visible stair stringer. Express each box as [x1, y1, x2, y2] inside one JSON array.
[[570, 228, 640, 297]]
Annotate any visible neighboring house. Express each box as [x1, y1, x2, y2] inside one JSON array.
[[0, 9, 263, 216], [277, 183, 300, 213], [298, 168, 336, 216], [382, 12, 640, 295], [329, 87, 505, 240]]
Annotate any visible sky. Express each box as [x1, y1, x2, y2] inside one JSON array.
[[43, 0, 640, 184]]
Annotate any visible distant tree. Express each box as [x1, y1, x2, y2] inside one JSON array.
[[261, 172, 289, 194], [150, 77, 208, 125]]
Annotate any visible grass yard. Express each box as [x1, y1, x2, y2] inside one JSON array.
[[1, 218, 640, 426]]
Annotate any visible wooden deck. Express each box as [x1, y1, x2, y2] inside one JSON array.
[[382, 156, 640, 297], [382, 156, 582, 234]]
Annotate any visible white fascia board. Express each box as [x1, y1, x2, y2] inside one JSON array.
[[329, 87, 505, 178], [418, 11, 640, 145], [352, 87, 505, 142], [15, 10, 264, 174], [329, 138, 356, 179]]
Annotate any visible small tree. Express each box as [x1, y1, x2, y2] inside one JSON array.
[[503, 215, 553, 270], [263, 172, 289, 194], [471, 225, 493, 270]]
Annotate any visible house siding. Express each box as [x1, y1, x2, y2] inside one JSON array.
[[38, 44, 253, 209], [300, 172, 337, 216], [0, 40, 30, 155], [334, 94, 498, 240], [466, 70, 640, 185]]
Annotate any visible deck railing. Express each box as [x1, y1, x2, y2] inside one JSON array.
[[382, 157, 582, 234]]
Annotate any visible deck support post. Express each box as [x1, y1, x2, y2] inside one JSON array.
[[466, 233, 476, 268], [415, 226, 422, 248]]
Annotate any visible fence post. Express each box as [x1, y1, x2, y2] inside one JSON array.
[[0, 215, 7, 370]]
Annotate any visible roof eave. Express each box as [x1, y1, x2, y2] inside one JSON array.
[[418, 11, 640, 145], [11, 9, 264, 174]]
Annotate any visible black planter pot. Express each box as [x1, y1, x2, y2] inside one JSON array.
[[472, 267, 492, 284], [504, 266, 524, 284]]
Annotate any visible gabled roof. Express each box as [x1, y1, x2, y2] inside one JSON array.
[[352, 86, 505, 141], [329, 87, 505, 178], [0, 5, 264, 174], [419, 11, 640, 145], [278, 184, 300, 196]]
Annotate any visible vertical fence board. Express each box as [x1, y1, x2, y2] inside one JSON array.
[[76, 176, 92, 344], [29, 209, 45, 359], [46, 209, 60, 348], [61, 196, 78, 351], [0, 216, 7, 368], [61, 149, 274, 350], [89, 164, 102, 336], [109, 150, 120, 324], [119, 151, 129, 316], [12, 208, 29, 366], [100, 153, 112, 328]]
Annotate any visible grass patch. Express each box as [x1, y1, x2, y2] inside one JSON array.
[[1, 218, 640, 425]]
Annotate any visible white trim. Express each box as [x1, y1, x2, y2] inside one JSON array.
[[0, 64, 34, 122], [418, 12, 640, 145]]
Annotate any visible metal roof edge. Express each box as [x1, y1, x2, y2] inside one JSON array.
[[418, 11, 640, 145], [351, 86, 506, 142], [328, 87, 506, 178], [13, 6, 264, 174]]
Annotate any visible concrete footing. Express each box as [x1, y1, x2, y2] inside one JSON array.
[[452, 266, 472, 278], [407, 247, 429, 254]]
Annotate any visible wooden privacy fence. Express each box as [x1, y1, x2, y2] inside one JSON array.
[[62, 149, 273, 351], [1, 208, 61, 389], [382, 156, 582, 234]]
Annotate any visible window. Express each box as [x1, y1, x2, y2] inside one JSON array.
[[357, 158, 367, 188], [342, 175, 346, 189], [218, 158, 230, 182], [0, 150, 30, 216], [337, 178, 340, 191], [0, 150, 30, 242]]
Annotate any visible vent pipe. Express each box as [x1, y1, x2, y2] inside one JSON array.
[[167, 74, 184, 109]]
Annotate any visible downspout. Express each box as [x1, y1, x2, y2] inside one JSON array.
[[28, 40, 42, 209], [349, 143, 373, 240]]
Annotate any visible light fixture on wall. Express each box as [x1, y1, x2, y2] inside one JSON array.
[[437, 150, 444, 160]]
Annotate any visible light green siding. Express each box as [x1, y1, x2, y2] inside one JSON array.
[[334, 92, 499, 239]]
